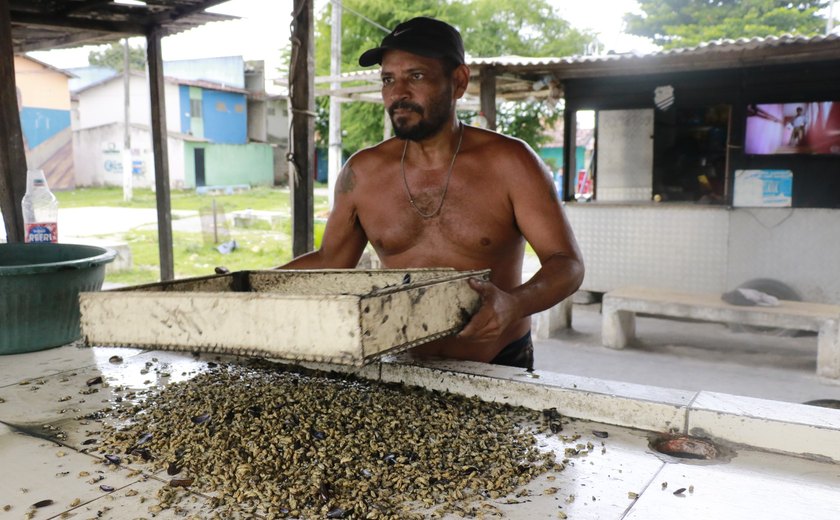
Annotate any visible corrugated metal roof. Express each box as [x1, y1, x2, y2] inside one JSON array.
[[309, 32, 840, 102], [8, 0, 234, 53], [468, 32, 840, 68], [72, 71, 249, 96]]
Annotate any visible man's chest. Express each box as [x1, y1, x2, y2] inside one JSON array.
[[355, 181, 517, 260]]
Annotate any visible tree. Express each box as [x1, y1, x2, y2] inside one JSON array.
[[312, 0, 594, 154], [625, 0, 828, 49], [88, 41, 147, 72]]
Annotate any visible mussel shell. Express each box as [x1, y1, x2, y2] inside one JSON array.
[[191, 413, 211, 424], [104, 454, 121, 465]]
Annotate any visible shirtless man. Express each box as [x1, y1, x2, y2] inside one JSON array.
[[281, 17, 584, 369], [789, 106, 807, 146]]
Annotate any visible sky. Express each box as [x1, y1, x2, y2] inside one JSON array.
[[27, 0, 657, 81]]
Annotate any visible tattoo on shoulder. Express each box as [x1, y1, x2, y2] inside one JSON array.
[[337, 165, 357, 194]]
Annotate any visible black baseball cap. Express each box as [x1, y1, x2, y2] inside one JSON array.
[[358, 17, 465, 67]]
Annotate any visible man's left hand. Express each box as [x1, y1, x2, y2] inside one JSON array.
[[457, 278, 521, 343]]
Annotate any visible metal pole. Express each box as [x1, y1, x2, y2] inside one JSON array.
[[479, 66, 497, 131], [327, 0, 342, 209], [828, 0, 836, 34], [383, 109, 393, 140], [562, 104, 577, 202], [123, 38, 133, 202], [212, 198, 218, 244]]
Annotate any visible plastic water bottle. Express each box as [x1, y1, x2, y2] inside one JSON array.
[[21, 169, 59, 243]]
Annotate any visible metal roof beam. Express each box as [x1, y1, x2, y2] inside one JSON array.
[[11, 11, 145, 34]]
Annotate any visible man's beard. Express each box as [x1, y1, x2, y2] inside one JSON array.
[[388, 86, 452, 141]]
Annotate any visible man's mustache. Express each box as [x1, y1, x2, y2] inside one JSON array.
[[388, 101, 423, 116]]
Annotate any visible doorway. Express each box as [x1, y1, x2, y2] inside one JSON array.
[[653, 104, 730, 203], [194, 148, 206, 187]]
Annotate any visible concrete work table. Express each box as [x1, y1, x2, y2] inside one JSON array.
[[1, 343, 839, 519]]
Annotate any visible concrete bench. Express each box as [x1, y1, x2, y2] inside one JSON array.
[[602, 286, 840, 379], [532, 299, 573, 340], [522, 270, 573, 339]]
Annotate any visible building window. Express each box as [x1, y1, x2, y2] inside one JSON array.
[[190, 99, 202, 118]]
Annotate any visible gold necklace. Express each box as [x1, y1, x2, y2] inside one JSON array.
[[400, 122, 464, 219]]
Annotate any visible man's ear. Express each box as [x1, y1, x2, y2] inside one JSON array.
[[453, 64, 471, 99]]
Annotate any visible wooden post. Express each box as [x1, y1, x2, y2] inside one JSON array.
[[146, 27, 174, 281], [0, 0, 27, 242], [479, 66, 496, 131], [290, 0, 315, 257]]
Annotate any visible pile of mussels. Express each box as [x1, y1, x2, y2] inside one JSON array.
[[94, 361, 563, 519]]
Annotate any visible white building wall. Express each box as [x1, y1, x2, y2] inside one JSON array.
[[727, 208, 840, 304], [266, 98, 289, 143], [248, 100, 267, 142], [76, 77, 147, 130], [164, 56, 245, 89], [74, 77, 187, 189], [164, 82, 181, 133], [75, 77, 181, 133], [73, 122, 187, 189], [565, 205, 840, 304]]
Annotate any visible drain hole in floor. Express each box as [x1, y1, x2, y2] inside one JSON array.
[[650, 434, 719, 461], [803, 399, 840, 409]]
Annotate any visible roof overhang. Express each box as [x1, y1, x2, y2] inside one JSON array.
[[8, 0, 234, 53], [306, 33, 840, 105]]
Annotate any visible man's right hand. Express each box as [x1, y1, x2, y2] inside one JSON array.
[[457, 278, 522, 346]]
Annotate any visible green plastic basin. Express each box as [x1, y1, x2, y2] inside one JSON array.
[[0, 243, 117, 354]]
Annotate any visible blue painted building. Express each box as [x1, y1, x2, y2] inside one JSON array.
[[71, 56, 286, 189], [178, 83, 247, 144]]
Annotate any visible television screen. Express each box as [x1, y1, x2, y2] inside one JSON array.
[[744, 102, 840, 155]]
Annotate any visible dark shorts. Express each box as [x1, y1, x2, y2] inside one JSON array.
[[490, 331, 534, 370]]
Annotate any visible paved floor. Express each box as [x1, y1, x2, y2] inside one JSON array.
[[534, 302, 840, 405]]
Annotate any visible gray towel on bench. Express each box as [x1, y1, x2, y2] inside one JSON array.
[[721, 288, 780, 307]]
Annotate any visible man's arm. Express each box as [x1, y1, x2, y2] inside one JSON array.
[[458, 144, 584, 341], [507, 151, 584, 316], [277, 163, 368, 269]]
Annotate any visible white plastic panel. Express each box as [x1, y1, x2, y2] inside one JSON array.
[[596, 109, 654, 202], [565, 205, 728, 294], [727, 208, 840, 302]]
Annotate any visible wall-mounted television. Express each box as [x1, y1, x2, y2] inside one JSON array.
[[744, 102, 840, 155]]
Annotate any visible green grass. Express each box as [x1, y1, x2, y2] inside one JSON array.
[[61, 186, 329, 286], [106, 228, 315, 286], [56, 185, 326, 213]]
